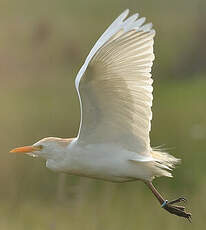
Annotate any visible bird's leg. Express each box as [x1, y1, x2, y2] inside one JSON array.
[[145, 181, 192, 222]]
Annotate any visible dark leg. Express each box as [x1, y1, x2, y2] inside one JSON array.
[[145, 181, 192, 222]]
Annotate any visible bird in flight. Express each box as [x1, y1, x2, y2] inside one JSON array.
[[10, 9, 191, 221]]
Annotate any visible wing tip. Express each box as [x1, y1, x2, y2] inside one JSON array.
[[120, 10, 155, 34], [120, 9, 130, 21]]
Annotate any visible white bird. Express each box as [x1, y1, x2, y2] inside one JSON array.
[[10, 9, 191, 221]]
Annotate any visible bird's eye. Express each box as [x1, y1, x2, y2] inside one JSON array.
[[38, 145, 43, 150]]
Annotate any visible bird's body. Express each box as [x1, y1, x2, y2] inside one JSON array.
[[47, 140, 136, 182], [10, 9, 191, 221], [45, 138, 154, 182], [41, 137, 174, 182]]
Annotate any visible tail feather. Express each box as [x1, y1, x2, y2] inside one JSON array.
[[151, 150, 181, 178]]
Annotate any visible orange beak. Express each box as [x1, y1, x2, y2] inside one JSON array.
[[9, 146, 39, 154]]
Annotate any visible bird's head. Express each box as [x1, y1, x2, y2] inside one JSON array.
[[10, 137, 74, 160]]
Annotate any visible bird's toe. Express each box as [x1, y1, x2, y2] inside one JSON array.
[[168, 197, 187, 205], [162, 199, 192, 222]]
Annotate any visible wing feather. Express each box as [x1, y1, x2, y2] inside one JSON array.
[[75, 10, 155, 156]]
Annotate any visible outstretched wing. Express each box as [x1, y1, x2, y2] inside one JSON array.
[[75, 10, 155, 155]]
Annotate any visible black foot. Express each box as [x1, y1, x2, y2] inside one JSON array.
[[162, 197, 192, 222]]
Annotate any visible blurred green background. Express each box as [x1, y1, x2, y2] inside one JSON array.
[[1, 0, 206, 229]]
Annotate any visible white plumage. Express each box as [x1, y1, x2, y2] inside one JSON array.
[[10, 10, 192, 220], [74, 9, 179, 180], [11, 9, 179, 181]]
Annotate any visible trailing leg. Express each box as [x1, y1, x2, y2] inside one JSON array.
[[145, 181, 192, 222]]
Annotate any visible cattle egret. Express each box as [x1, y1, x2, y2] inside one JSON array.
[[10, 9, 191, 221]]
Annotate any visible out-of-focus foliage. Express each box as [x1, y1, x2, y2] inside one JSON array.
[[0, 0, 205, 229]]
